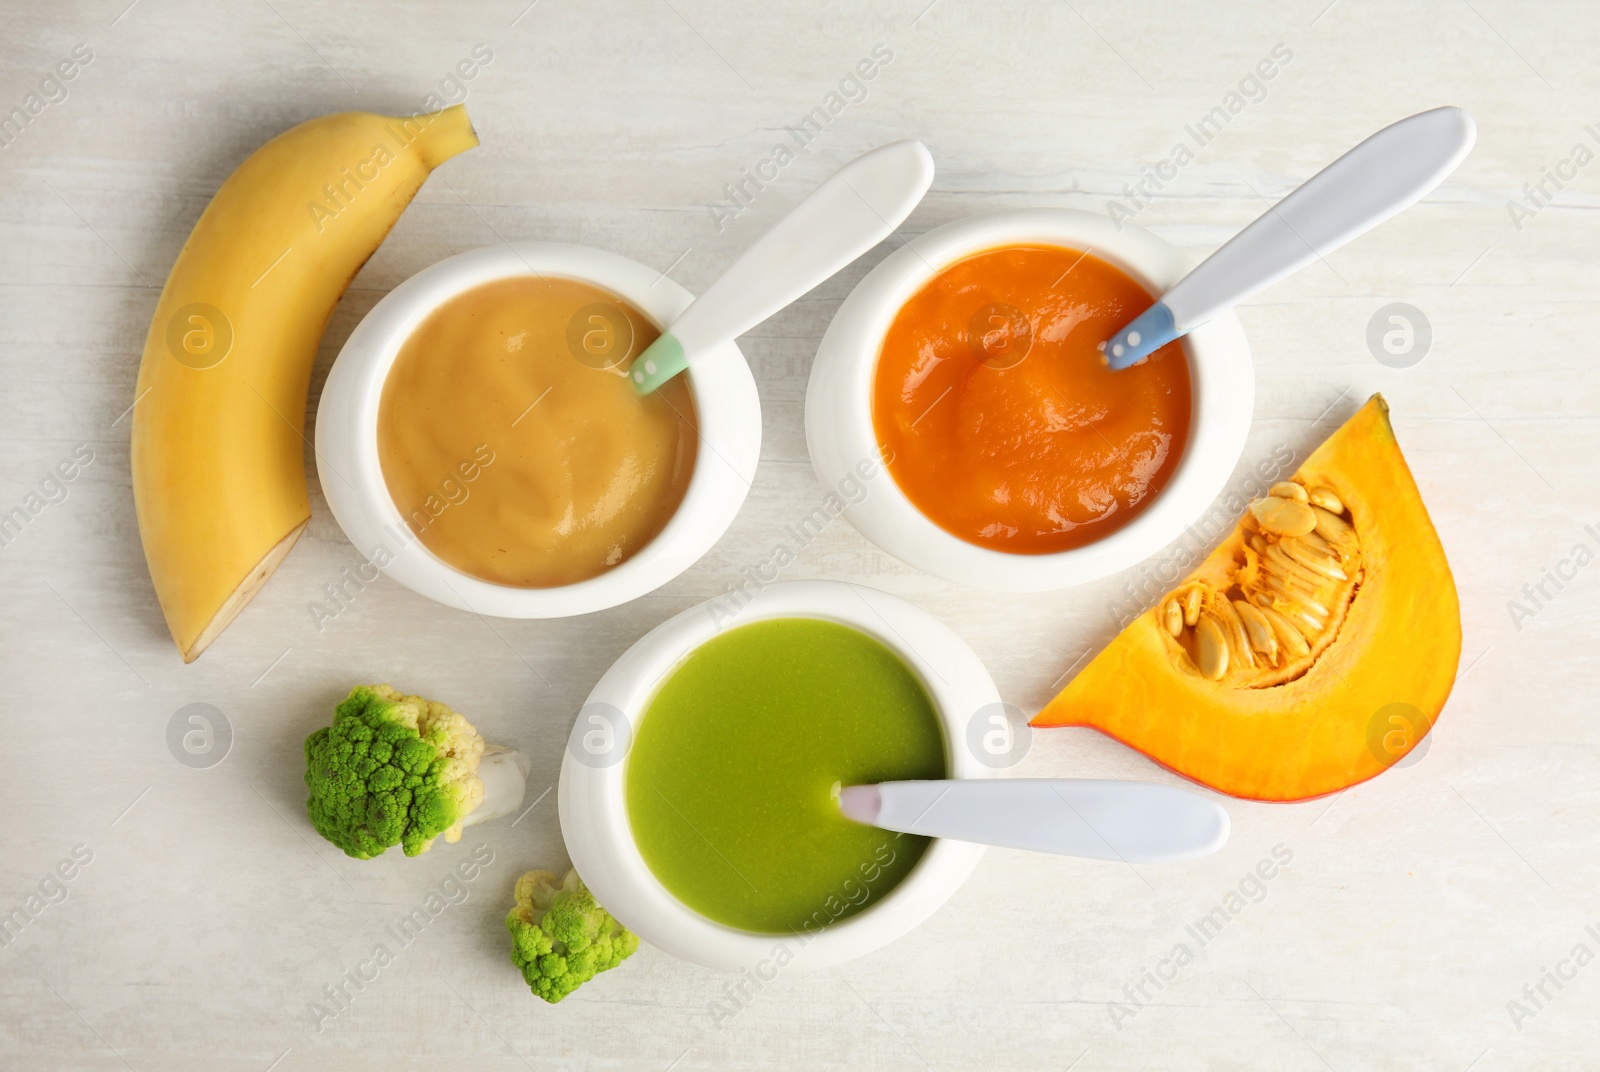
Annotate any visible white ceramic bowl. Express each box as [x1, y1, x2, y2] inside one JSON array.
[[315, 243, 761, 618], [805, 209, 1253, 591], [559, 580, 1000, 972]]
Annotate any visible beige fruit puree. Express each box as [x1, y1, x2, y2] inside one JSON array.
[[378, 276, 697, 587]]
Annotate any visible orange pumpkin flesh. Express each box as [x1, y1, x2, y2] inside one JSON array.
[[1032, 395, 1461, 802]]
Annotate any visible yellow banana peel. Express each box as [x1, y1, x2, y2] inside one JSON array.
[[131, 106, 478, 661]]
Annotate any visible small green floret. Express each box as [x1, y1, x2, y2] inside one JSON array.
[[304, 685, 486, 859], [506, 869, 639, 1003]]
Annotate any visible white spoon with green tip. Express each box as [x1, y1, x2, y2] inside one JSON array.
[[629, 140, 935, 395]]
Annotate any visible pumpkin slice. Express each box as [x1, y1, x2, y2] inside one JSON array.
[[1033, 395, 1460, 801]]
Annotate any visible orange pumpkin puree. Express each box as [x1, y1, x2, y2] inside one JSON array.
[[872, 245, 1191, 554]]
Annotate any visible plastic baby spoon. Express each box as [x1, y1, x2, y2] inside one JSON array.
[[629, 139, 934, 394], [837, 778, 1229, 863], [1102, 106, 1476, 369]]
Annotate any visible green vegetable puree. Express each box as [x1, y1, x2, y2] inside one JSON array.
[[625, 617, 946, 934]]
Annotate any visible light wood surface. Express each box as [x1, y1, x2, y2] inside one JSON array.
[[2, 1, 1595, 1068]]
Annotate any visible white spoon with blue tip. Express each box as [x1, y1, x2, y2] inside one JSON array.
[[838, 778, 1229, 863], [1102, 106, 1476, 370], [630, 140, 934, 395]]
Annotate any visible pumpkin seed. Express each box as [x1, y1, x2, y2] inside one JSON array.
[[1233, 599, 1278, 663], [1307, 486, 1344, 514], [1299, 527, 1358, 569], [1195, 613, 1228, 680], [1163, 598, 1183, 637], [1281, 536, 1348, 580], [1270, 481, 1308, 502], [1213, 597, 1255, 669], [1255, 601, 1312, 658], [1287, 606, 1325, 637], [1183, 585, 1203, 627], [1298, 529, 1335, 556], [1250, 495, 1318, 538], [1257, 551, 1322, 599], [1265, 542, 1333, 589], [1311, 503, 1354, 546], [1261, 574, 1329, 622]]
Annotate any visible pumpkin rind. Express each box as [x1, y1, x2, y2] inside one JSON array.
[[1032, 395, 1461, 802]]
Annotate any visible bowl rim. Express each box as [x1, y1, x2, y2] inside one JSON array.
[[558, 579, 1000, 972], [313, 241, 761, 618], [804, 208, 1254, 591]]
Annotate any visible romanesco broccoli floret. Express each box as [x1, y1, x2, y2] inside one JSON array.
[[304, 685, 489, 859], [506, 869, 639, 1003]]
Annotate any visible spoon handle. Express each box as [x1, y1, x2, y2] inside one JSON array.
[[839, 779, 1229, 863], [1104, 106, 1475, 369], [630, 140, 934, 394]]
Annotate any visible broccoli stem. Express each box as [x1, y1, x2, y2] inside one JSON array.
[[464, 747, 531, 828]]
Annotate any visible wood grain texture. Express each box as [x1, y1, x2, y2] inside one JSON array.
[[1, 1, 1595, 1068]]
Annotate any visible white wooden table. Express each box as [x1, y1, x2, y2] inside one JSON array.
[[2, 1, 1594, 1068]]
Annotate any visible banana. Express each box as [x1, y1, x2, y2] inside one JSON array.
[[131, 107, 478, 662]]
